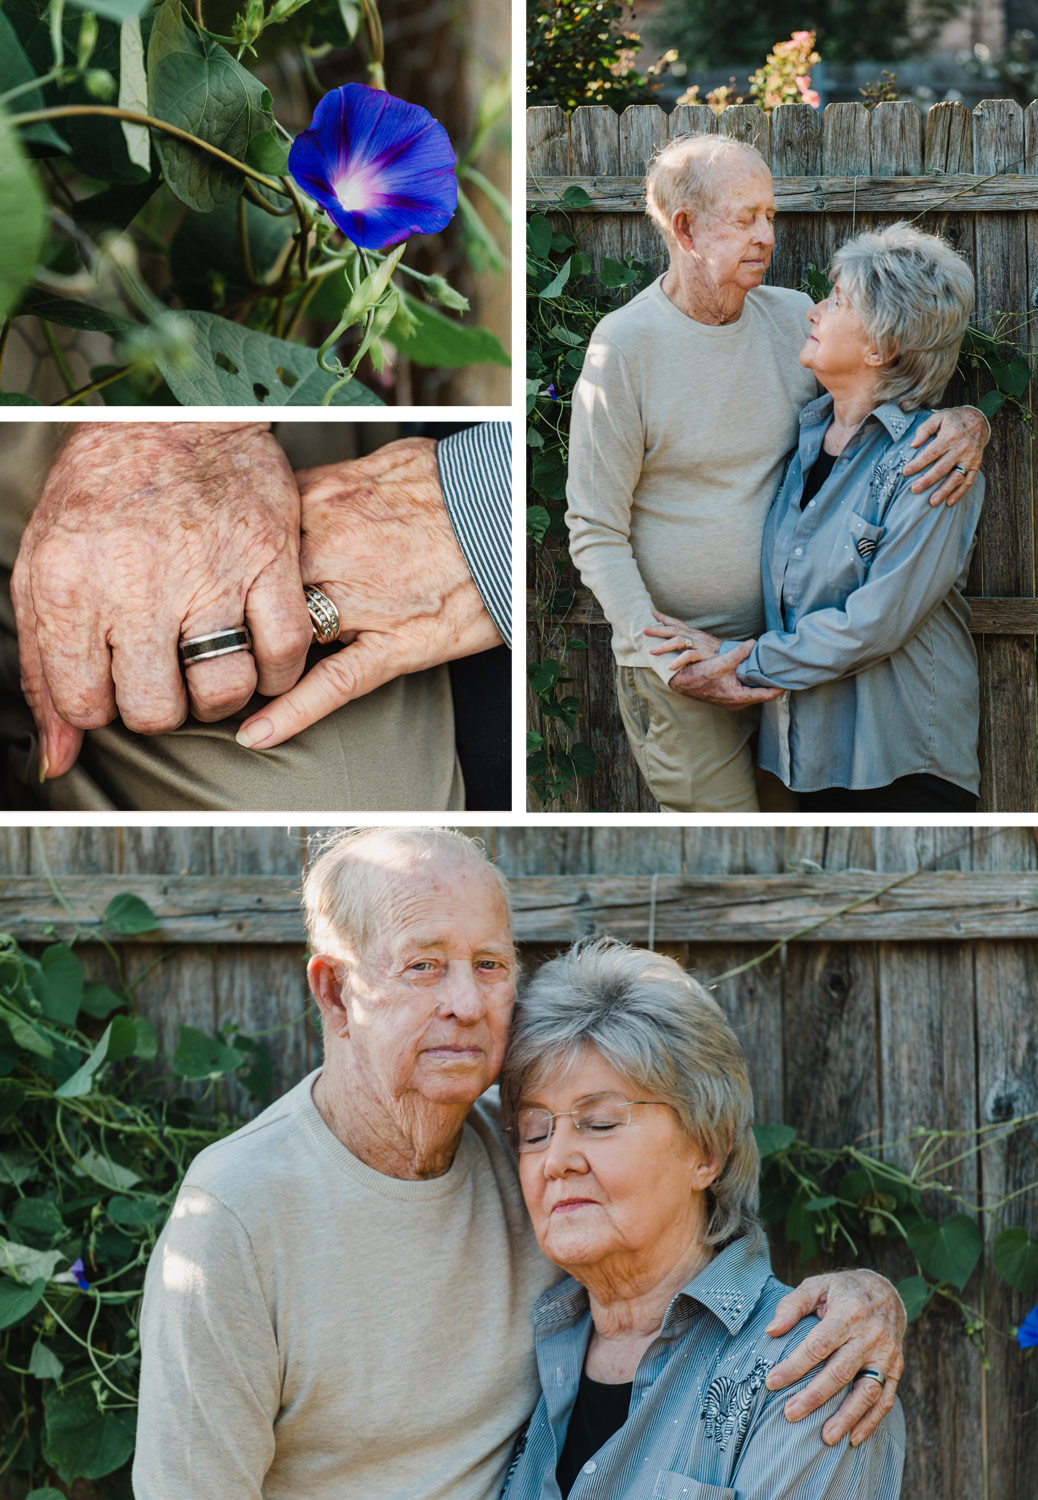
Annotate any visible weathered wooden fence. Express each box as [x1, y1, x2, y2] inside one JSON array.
[[2, 824, 1037, 1499], [527, 99, 1038, 811]]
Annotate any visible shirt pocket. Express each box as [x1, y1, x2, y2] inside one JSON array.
[[831, 511, 886, 586], [653, 1476, 736, 1500]]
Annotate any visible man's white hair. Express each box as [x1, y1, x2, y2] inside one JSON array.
[[645, 133, 770, 249], [302, 827, 512, 968]]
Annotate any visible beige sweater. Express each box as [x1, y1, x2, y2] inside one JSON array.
[[566, 278, 817, 682], [133, 1073, 558, 1500]]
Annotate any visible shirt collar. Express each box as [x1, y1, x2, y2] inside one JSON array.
[[530, 1232, 774, 1338], [798, 391, 917, 443]]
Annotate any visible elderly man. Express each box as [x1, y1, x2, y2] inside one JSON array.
[[133, 827, 905, 1500], [565, 133, 988, 813], [2, 422, 510, 811]]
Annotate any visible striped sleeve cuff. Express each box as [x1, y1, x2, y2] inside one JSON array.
[[436, 423, 512, 648]]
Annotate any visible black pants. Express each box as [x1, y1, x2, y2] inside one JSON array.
[[798, 773, 977, 814]]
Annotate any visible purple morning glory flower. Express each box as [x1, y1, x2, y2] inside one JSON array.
[[71, 1258, 90, 1291], [288, 85, 457, 250], [547, 383, 558, 401], [1017, 1303, 1038, 1348]]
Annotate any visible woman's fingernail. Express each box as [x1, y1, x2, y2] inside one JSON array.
[[236, 718, 273, 749]]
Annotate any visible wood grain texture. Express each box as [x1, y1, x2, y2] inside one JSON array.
[[7, 869, 1038, 943], [619, 105, 668, 276], [973, 100, 1037, 812], [877, 942, 983, 1498]]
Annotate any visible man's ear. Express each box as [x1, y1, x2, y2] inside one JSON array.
[[672, 210, 696, 254], [308, 954, 349, 1038]]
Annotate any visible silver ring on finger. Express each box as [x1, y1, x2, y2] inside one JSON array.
[[304, 584, 340, 646], [953, 464, 969, 477], [858, 1367, 887, 1387], [178, 626, 253, 667], [682, 637, 695, 650]]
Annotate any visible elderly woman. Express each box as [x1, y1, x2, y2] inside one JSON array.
[[500, 939, 905, 1500], [647, 222, 984, 812]]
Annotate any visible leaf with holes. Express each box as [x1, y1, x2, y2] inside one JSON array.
[[147, 0, 275, 212], [153, 311, 383, 406]]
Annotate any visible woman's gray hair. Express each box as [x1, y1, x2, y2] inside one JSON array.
[[501, 937, 761, 1249], [645, 133, 769, 249], [830, 221, 975, 410]]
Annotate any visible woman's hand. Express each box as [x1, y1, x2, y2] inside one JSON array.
[[235, 438, 501, 751], [645, 610, 724, 671]]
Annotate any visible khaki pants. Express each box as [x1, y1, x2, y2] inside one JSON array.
[[616, 666, 795, 813], [1, 425, 463, 813]]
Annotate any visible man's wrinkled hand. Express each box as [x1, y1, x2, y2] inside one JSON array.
[[903, 405, 989, 506], [669, 639, 783, 709], [11, 423, 311, 780], [765, 1269, 906, 1446], [236, 437, 502, 750]]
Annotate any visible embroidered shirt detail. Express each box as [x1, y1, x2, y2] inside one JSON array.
[[701, 1355, 772, 1452], [709, 1289, 745, 1319]]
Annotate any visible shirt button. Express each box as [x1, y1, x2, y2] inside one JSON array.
[[794, 547, 803, 556], [583, 1461, 597, 1474], [808, 499, 816, 507]]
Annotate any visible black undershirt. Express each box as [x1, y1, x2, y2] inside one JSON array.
[[799, 445, 837, 507], [555, 1372, 633, 1496]]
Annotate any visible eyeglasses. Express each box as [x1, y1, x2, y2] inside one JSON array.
[[511, 1092, 666, 1153]]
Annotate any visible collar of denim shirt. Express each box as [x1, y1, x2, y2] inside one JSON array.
[[798, 391, 919, 449], [529, 1232, 775, 1341]]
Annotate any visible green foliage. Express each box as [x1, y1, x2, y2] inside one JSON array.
[[648, 0, 969, 69], [527, 0, 667, 111], [526, 201, 653, 807], [754, 1114, 1038, 1360], [0, 915, 274, 1492], [0, 0, 507, 404]]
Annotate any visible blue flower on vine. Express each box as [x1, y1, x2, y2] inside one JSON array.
[[71, 1258, 90, 1291], [547, 383, 558, 401], [288, 85, 457, 250], [1017, 1303, 1038, 1348]]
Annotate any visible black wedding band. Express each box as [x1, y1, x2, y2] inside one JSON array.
[[178, 627, 253, 667], [304, 585, 340, 646]]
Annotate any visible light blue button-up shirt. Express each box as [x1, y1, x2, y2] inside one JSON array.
[[500, 1234, 904, 1500], [721, 395, 984, 794]]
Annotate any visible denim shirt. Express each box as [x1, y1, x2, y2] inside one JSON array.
[[721, 395, 985, 794], [500, 1234, 904, 1500]]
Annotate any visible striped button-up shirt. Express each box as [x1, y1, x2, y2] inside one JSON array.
[[501, 1234, 904, 1500], [437, 424, 511, 646], [721, 395, 984, 794]]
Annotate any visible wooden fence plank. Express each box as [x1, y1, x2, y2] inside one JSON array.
[[570, 106, 622, 275], [974, 940, 1038, 1500], [526, 172, 1038, 214], [878, 942, 983, 1499], [620, 105, 668, 275], [7, 870, 1038, 943], [973, 100, 1037, 812], [769, 103, 823, 297]]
